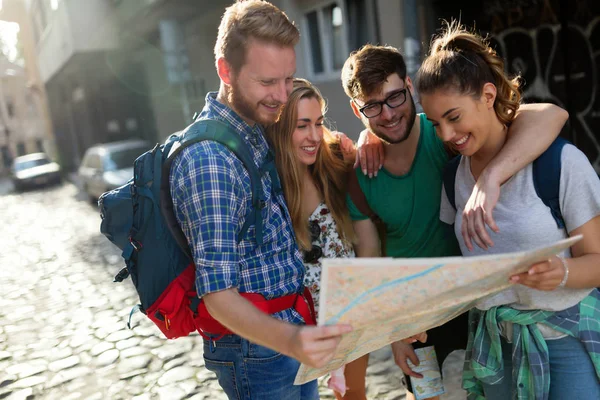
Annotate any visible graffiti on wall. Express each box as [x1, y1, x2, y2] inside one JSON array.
[[475, 0, 600, 171], [488, 18, 600, 171]]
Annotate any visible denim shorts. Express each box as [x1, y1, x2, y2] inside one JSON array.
[[481, 334, 600, 400], [203, 334, 319, 400]]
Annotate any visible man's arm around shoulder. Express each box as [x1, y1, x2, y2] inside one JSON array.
[[460, 103, 568, 250]]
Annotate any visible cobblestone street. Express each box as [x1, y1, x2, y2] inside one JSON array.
[[0, 179, 464, 400]]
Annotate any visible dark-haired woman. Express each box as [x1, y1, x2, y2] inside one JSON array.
[[418, 22, 600, 400]]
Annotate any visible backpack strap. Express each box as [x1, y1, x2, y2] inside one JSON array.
[[443, 155, 462, 211], [260, 148, 282, 195], [347, 168, 387, 255], [347, 168, 380, 222], [532, 137, 569, 229], [161, 119, 267, 258]]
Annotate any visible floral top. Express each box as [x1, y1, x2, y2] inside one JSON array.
[[303, 202, 355, 319]]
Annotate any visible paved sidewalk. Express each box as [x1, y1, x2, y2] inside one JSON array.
[[0, 180, 465, 399]]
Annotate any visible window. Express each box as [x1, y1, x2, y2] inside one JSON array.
[[105, 146, 148, 171], [326, 4, 345, 70], [344, 0, 377, 52], [6, 98, 14, 118], [16, 142, 25, 156], [1, 146, 11, 168], [306, 11, 325, 74], [32, 0, 51, 43], [302, 0, 376, 79], [83, 153, 102, 170], [14, 157, 50, 172]]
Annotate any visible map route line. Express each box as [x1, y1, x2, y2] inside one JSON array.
[[326, 263, 445, 324]]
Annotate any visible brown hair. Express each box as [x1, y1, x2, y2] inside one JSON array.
[[417, 21, 521, 125], [266, 79, 355, 250], [214, 0, 299, 72], [341, 44, 408, 100]]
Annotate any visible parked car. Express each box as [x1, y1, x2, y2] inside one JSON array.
[[78, 139, 150, 201], [11, 153, 62, 191]]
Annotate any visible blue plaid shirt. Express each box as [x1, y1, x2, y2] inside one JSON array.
[[170, 92, 306, 324]]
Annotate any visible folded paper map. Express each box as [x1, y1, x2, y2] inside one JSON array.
[[408, 346, 445, 399], [294, 235, 582, 384]]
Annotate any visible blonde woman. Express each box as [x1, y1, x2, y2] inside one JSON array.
[[267, 78, 367, 397], [267, 78, 356, 321]]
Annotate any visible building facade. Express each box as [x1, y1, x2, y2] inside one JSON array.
[[431, 0, 600, 171], [28, 0, 158, 171], [28, 0, 600, 172], [0, 0, 55, 174]]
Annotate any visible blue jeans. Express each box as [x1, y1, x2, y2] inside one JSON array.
[[203, 334, 319, 400], [481, 335, 600, 400]]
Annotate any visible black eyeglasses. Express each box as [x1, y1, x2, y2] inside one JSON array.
[[355, 89, 408, 118], [303, 220, 323, 264]]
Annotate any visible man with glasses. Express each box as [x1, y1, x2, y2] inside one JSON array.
[[339, 44, 569, 399]]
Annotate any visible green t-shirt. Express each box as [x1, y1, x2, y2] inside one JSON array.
[[348, 113, 461, 258]]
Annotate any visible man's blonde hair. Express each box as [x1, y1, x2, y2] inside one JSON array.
[[214, 0, 299, 72]]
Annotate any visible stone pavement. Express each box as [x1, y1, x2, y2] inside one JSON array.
[[0, 179, 465, 400]]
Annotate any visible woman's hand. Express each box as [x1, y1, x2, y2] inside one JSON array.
[[509, 256, 567, 291], [461, 168, 501, 251], [355, 129, 384, 178]]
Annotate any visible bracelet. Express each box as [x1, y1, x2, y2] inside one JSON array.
[[556, 255, 569, 288]]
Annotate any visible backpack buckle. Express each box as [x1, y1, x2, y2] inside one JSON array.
[[114, 267, 130, 282], [129, 237, 143, 252]]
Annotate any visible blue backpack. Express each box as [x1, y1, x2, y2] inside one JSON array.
[[443, 137, 570, 229], [98, 118, 278, 339]]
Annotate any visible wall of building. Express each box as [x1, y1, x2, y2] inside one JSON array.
[[34, 0, 119, 85], [67, 0, 120, 54], [282, 0, 370, 139], [376, 0, 404, 50], [32, 0, 73, 84], [0, 0, 55, 172], [0, 65, 48, 167], [431, 0, 600, 172], [110, 1, 229, 141]]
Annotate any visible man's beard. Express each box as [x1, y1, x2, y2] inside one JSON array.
[[371, 93, 417, 145], [228, 81, 283, 127]]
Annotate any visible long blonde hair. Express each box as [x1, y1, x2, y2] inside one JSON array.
[[417, 21, 521, 125], [266, 78, 355, 250]]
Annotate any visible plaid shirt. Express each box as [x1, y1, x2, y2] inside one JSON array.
[[464, 289, 600, 399], [170, 92, 306, 324]]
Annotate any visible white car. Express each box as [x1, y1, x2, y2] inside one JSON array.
[[11, 153, 62, 191], [78, 139, 150, 201]]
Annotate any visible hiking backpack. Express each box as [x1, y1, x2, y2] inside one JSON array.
[[442, 137, 570, 229], [98, 118, 279, 339]]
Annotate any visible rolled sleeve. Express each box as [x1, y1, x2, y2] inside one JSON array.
[[559, 145, 600, 233], [170, 142, 248, 297]]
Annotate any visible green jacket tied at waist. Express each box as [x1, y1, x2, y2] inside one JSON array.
[[463, 289, 600, 400]]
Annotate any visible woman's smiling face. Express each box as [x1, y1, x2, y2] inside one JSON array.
[[292, 97, 324, 166]]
